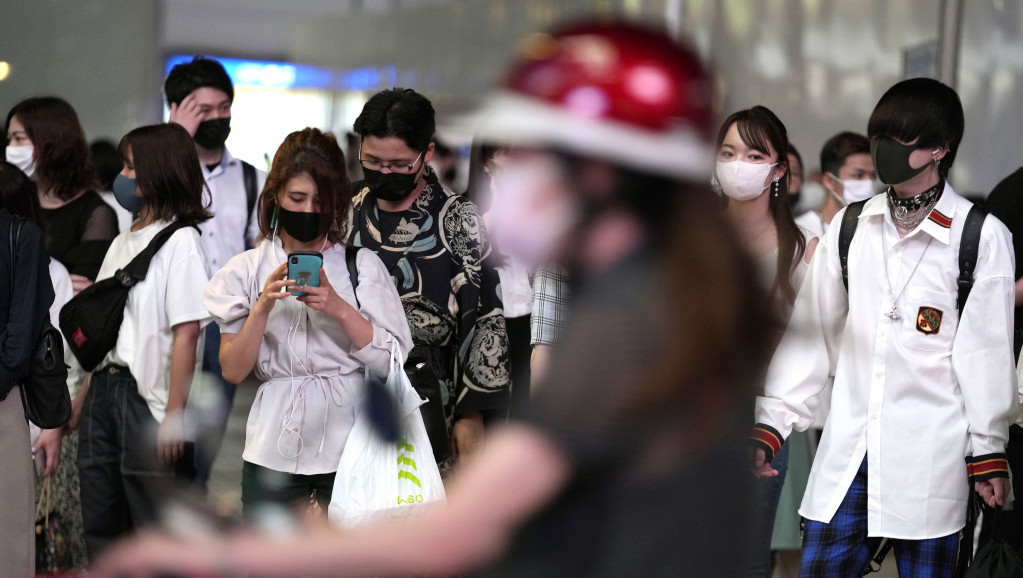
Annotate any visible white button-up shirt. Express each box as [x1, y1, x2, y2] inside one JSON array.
[[757, 184, 1019, 539], [199, 147, 265, 277]]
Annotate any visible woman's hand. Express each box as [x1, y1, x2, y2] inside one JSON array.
[[296, 268, 349, 319], [69, 274, 93, 295], [255, 262, 292, 316], [157, 410, 186, 465], [33, 428, 63, 478]]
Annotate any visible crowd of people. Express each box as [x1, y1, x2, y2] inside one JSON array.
[[2, 19, 1023, 578]]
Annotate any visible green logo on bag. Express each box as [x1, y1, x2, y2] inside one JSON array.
[[398, 438, 422, 489]]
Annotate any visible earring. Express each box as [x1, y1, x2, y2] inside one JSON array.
[[772, 179, 780, 197]]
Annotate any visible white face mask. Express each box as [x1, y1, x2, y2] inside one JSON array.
[[489, 155, 579, 268], [828, 174, 880, 205], [5, 145, 36, 180], [715, 160, 777, 201]]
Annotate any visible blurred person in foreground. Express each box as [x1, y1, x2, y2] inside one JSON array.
[[751, 78, 1017, 576], [94, 22, 774, 577]]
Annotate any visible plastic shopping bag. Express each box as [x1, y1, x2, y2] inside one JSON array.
[[328, 345, 446, 528]]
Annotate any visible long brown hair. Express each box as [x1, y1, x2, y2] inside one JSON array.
[[716, 106, 806, 304], [257, 128, 351, 245], [118, 123, 212, 224], [6, 97, 95, 201]]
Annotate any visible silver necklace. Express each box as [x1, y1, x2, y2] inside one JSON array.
[[880, 222, 933, 320]]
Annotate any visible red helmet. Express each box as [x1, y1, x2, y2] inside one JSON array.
[[473, 21, 714, 179]]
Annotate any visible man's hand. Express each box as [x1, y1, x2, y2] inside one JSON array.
[[33, 428, 63, 478], [751, 447, 779, 478], [452, 411, 485, 466], [975, 477, 1011, 508], [168, 91, 203, 137]]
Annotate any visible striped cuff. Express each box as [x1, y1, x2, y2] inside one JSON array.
[[966, 453, 1010, 482], [750, 424, 783, 462]]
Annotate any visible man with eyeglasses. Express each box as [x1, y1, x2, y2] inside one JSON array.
[[348, 88, 511, 468]]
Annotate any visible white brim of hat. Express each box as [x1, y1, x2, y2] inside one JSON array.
[[453, 91, 712, 180]]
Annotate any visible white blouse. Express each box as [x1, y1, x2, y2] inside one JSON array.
[[203, 238, 413, 475]]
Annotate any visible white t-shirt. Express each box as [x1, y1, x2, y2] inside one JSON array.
[[203, 238, 413, 475], [199, 148, 266, 278], [96, 220, 211, 422], [795, 209, 827, 241], [48, 258, 87, 399], [498, 258, 532, 319]]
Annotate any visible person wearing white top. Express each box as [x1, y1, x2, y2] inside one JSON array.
[[752, 79, 1018, 576], [794, 132, 879, 240], [76, 124, 212, 558], [203, 128, 412, 519], [712, 106, 818, 577]]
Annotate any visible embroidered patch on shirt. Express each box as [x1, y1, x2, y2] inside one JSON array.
[[916, 306, 944, 335], [928, 209, 952, 228]]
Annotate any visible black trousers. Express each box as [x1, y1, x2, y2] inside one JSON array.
[[240, 461, 336, 523], [77, 366, 194, 557]]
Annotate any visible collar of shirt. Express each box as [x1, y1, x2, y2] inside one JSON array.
[[202, 147, 239, 179], [859, 181, 957, 245]]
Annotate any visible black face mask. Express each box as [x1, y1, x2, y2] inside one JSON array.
[[276, 207, 323, 243], [870, 137, 931, 185], [194, 117, 232, 150], [363, 166, 422, 202]]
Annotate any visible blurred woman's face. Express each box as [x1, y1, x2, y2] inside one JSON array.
[[279, 172, 321, 213], [487, 150, 578, 266]]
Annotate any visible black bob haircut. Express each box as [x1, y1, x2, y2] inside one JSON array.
[[867, 78, 964, 179], [164, 56, 235, 106], [353, 88, 435, 153]]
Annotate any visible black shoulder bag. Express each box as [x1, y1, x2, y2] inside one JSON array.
[[9, 218, 71, 429], [59, 220, 195, 372], [346, 247, 451, 463]]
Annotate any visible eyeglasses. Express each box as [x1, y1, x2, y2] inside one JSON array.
[[359, 146, 424, 174]]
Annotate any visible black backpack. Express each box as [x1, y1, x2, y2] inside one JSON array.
[[59, 220, 197, 372], [839, 200, 988, 315]]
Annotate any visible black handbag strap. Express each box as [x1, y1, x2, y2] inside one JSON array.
[[116, 220, 198, 287], [345, 245, 361, 309]]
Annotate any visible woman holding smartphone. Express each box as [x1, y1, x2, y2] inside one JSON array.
[[203, 128, 412, 519]]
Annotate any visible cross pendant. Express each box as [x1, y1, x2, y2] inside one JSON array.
[[885, 307, 900, 320]]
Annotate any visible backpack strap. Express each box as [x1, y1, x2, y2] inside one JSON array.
[[838, 200, 867, 291], [117, 220, 198, 287], [241, 160, 258, 225], [957, 205, 987, 316], [345, 246, 361, 309]]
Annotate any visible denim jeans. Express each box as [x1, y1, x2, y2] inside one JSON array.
[[78, 366, 194, 557]]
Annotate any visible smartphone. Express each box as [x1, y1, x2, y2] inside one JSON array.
[[287, 252, 323, 297]]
